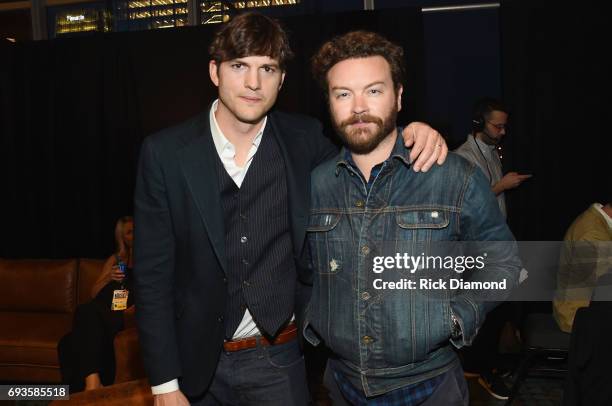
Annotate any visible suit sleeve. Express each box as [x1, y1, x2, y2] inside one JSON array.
[[133, 137, 182, 385], [308, 119, 338, 169]]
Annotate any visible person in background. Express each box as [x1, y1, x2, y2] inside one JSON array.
[[455, 97, 531, 219], [554, 198, 612, 333], [454, 98, 530, 400], [58, 216, 134, 392]]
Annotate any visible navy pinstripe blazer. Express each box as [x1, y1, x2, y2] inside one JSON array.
[[133, 108, 336, 397]]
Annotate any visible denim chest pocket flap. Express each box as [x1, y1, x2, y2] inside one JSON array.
[[307, 212, 342, 232], [396, 208, 450, 229]]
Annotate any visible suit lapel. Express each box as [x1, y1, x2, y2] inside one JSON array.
[[268, 113, 310, 256], [178, 115, 227, 273]]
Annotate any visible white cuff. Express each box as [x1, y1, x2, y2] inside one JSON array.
[[151, 379, 179, 395]]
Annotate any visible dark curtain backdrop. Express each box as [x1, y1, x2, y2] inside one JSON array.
[[500, 1, 610, 240], [0, 9, 425, 259]]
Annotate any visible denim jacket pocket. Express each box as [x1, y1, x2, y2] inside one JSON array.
[[396, 208, 450, 229], [395, 208, 451, 242], [307, 212, 341, 232], [307, 212, 345, 275], [425, 297, 453, 354]]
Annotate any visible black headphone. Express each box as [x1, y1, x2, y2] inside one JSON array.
[[472, 115, 485, 133], [471, 98, 505, 145], [471, 101, 488, 134]]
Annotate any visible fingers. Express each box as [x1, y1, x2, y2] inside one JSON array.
[[410, 128, 438, 171], [418, 142, 441, 172], [406, 123, 426, 166], [436, 143, 449, 166], [402, 122, 447, 172], [401, 124, 416, 147], [111, 268, 125, 281]]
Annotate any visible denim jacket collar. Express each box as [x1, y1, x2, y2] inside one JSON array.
[[334, 127, 412, 177]]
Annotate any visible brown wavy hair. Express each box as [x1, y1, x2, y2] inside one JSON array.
[[208, 12, 293, 69], [312, 30, 405, 94]]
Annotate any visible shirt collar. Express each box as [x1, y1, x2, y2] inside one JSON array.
[[472, 133, 497, 152], [592, 203, 612, 230], [209, 99, 266, 158], [335, 128, 410, 175]]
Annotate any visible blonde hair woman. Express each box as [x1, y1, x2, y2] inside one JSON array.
[[58, 216, 135, 392], [91, 216, 134, 298]]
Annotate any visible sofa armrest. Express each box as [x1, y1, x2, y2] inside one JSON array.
[[114, 327, 146, 384]]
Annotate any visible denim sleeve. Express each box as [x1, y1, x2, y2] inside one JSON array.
[[450, 166, 521, 347]]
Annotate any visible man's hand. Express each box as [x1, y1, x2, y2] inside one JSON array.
[[154, 390, 190, 406], [401, 122, 448, 172], [498, 172, 532, 191]]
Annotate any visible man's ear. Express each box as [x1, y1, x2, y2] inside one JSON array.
[[396, 85, 403, 112], [278, 71, 286, 90], [209, 60, 220, 87]]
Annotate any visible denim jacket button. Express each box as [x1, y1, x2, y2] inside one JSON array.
[[361, 291, 371, 301], [355, 200, 365, 208], [361, 246, 370, 255], [431, 211, 439, 218], [362, 335, 374, 344]]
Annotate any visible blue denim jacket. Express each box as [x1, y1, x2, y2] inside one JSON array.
[[304, 131, 521, 396]]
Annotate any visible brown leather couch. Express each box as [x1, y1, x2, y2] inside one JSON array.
[[0, 258, 145, 385]]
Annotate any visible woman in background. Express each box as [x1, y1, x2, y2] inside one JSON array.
[[58, 216, 134, 392]]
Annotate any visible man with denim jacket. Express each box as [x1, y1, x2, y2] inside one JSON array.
[[304, 31, 522, 405]]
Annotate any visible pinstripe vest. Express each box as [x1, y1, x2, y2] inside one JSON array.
[[216, 127, 296, 338]]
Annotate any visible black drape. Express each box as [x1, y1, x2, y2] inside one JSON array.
[[1, 9, 425, 258], [500, 1, 610, 240]]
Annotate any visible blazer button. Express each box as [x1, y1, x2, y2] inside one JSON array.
[[218, 316, 224, 322]]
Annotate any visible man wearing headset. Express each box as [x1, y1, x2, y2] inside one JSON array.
[[455, 98, 531, 219], [454, 97, 530, 400]]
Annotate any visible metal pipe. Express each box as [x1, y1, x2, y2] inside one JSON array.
[[422, 2, 499, 13], [364, 0, 375, 11]]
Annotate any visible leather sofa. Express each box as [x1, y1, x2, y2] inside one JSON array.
[[0, 258, 145, 385]]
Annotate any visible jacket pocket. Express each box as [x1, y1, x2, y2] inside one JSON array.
[[307, 212, 341, 233], [425, 297, 452, 354], [307, 212, 346, 275], [395, 208, 450, 243], [396, 208, 450, 229]]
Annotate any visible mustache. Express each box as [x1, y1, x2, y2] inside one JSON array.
[[340, 113, 383, 128]]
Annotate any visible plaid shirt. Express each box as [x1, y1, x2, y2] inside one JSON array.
[[332, 367, 446, 406]]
